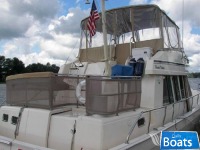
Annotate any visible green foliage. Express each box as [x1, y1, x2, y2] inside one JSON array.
[[189, 72, 200, 78], [0, 55, 60, 82], [0, 56, 5, 82], [25, 63, 59, 73]]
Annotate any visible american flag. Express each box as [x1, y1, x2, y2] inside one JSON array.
[[87, 0, 100, 37]]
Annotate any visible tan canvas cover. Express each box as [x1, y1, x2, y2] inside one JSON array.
[[6, 72, 55, 81]]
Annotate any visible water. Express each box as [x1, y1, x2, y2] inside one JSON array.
[[0, 84, 6, 105], [188, 78, 200, 91]]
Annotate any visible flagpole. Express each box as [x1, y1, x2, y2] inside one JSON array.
[[101, 0, 109, 75]]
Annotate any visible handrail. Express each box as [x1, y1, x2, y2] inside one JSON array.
[[157, 48, 183, 52], [0, 99, 6, 107], [125, 111, 143, 144], [130, 37, 134, 57], [14, 107, 24, 138], [109, 39, 116, 60], [125, 91, 200, 144]]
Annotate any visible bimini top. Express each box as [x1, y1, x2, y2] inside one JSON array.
[[80, 4, 181, 49], [81, 4, 178, 35]]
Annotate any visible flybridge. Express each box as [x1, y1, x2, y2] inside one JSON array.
[[80, 5, 182, 51]]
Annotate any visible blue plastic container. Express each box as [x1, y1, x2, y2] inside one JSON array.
[[111, 65, 133, 77]]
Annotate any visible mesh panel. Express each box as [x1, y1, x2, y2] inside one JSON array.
[[7, 78, 51, 108], [6, 75, 84, 109], [6, 74, 141, 113], [52, 76, 85, 107], [86, 77, 141, 115]]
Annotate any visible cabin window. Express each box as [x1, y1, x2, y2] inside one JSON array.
[[163, 76, 174, 104], [11, 116, 18, 125], [163, 75, 191, 104], [138, 28, 160, 41], [179, 76, 186, 99], [138, 118, 145, 127], [2, 114, 9, 122], [172, 76, 181, 101], [184, 76, 192, 98]]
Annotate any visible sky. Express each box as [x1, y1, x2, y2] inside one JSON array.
[[0, 0, 199, 72]]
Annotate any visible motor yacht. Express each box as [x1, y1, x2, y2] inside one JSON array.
[[0, 3, 200, 150]]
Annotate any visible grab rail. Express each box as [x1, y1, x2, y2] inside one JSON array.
[[125, 92, 200, 144], [0, 99, 6, 107], [125, 111, 143, 144], [130, 37, 134, 57]]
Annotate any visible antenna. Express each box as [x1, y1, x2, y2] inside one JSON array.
[[85, 0, 90, 4], [182, 0, 184, 48]]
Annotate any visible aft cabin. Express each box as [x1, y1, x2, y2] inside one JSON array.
[[1, 72, 143, 149]]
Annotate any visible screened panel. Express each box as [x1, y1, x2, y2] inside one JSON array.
[[86, 76, 141, 115], [6, 73, 84, 109], [138, 28, 161, 41], [80, 5, 181, 50], [6, 78, 51, 108], [6, 73, 141, 114], [162, 15, 180, 49], [81, 5, 161, 35]]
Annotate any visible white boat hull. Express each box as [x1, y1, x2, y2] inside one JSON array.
[[0, 106, 200, 150], [111, 107, 200, 150]]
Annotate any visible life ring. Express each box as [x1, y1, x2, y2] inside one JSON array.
[[76, 80, 86, 104]]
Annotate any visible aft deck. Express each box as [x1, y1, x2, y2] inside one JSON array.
[[6, 72, 141, 115]]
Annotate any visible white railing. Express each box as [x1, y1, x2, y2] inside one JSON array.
[[0, 99, 6, 107], [125, 92, 200, 144]]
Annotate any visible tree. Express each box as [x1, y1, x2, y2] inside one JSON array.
[[11, 57, 25, 74], [3, 58, 13, 78], [51, 64, 60, 73], [0, 57, 25, 82], [25, 62, 59, 73], [0, 56, 5, 82], [0, 56, 60, 82]]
